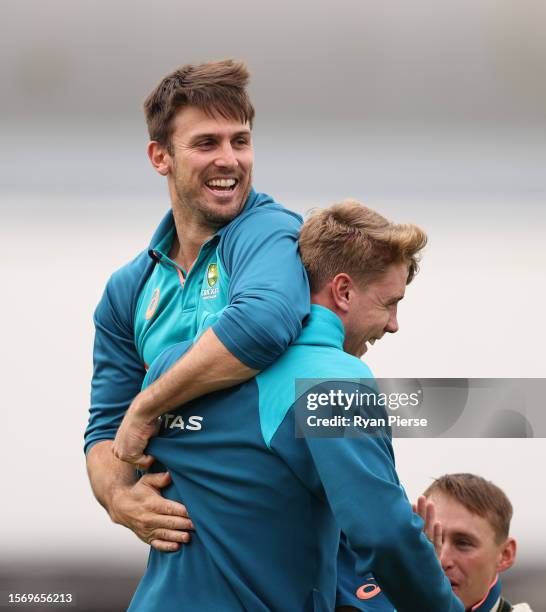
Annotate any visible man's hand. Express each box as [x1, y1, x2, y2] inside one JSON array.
[[112, 402, 159, 469], [110, 471, 194, 552], [413, 495, 443, 557]]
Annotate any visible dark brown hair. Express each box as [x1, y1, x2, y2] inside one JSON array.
[[143, 59, 255, 152]]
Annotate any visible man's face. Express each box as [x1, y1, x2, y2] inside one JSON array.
[[167, 105, 253, 229], [430, 492, 513, 610], [343, 262, 408, 357]]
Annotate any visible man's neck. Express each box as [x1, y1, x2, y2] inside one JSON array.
[[169, 207, 216, 270]]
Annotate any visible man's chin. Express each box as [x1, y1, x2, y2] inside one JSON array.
[[200, 200, 245, 227]]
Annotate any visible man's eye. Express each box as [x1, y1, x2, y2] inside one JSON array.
[[234, 137, 249, 147], [456, 540, 473, 549], [197, 141, 215, 149]]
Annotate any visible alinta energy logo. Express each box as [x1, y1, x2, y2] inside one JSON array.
[[201, 263, 220, 300], [145, 288, 160, 320]]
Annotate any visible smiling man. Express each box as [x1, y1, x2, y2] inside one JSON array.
[[421, 474, 533, 612], [85, 60, 309, 551]]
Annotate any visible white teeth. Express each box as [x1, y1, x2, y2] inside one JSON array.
[[206, 178, 236, 188]]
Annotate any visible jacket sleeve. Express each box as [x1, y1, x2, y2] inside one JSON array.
[[212, 207, 310, 370], [336, 535, 395, 611], [304, 431, 464, 612], [84, 265, 147, 454]]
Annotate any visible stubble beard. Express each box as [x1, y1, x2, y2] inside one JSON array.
[[174, 167, 253, 232]]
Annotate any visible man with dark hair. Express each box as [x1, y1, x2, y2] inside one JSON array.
[[85, 59, 309, 550], [126, 200, 464, 612], [419, 474, 532, 612]]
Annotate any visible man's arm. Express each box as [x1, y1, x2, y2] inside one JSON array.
[[87, 441, 193, 552], [333, 498, 443, 612], [86, 263, 193, 550], [112, 328, 258, 467], [305, 430, 463, 612]]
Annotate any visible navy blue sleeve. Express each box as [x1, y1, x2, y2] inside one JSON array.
[[212, 207, 310, 370], [84, 257, 149, 454], [305, 432, 464, 612]]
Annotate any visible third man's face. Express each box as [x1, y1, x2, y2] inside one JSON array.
[[168, 105, 254, 230], [343, 262, 408, 357], [430, 492, 513, 610]]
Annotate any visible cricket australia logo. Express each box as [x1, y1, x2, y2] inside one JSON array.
[[201, 263, 220, 300], [207, 263, 218, 287]]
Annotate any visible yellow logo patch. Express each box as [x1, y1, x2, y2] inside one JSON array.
[[207, 263, 218, 287]]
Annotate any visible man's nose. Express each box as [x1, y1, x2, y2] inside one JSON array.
[[385, 312, 399, 334], [214, 143, 238, 168]]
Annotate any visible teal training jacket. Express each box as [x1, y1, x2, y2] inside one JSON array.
[[129, 306, 464, 612]]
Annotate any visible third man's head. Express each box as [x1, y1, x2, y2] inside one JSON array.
[[423, 473, 516, 610], [299, 199, 427, 357]]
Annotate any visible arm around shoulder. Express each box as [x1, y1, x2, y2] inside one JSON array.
[[214, 207, 310, 370]]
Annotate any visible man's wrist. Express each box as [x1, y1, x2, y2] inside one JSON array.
[[130, 389, 161, 422], [107, 481, 135, 524]]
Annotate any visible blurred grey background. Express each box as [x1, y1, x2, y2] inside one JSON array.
[[1, 0, 545, 609]]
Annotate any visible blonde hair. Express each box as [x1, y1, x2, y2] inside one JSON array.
[[299, 199, 427, 291]]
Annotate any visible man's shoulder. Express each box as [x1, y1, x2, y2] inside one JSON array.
[[96, 249, 154, 322], [256, 345, 375, 448], [106, 249, 152, 294], [286, 344, 374, 380], [223, 191, 303, 238], [258, 344, 374, 395]]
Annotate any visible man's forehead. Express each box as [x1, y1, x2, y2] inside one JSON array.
[[430, 493, 496, 541], [173, 105, 250, 136]]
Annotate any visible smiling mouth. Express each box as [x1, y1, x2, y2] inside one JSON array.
[[205, 178, 239, 193]]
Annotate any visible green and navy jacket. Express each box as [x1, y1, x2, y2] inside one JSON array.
[[85, 189, 310, 453], [128, 306, 463, 612]]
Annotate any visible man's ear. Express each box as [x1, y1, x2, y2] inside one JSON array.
[[147, 141, 171, 176], [497, 537, 516, 573], [330, 273, 355, 314]]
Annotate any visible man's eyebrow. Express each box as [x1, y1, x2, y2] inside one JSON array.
[[189, 129, 251, 142], [451, 530, 479, 543]]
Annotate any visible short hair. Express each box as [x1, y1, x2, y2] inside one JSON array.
[[299, 199, 427, 292], [143, 59, 255, 153], [423, 473, 513, 543]]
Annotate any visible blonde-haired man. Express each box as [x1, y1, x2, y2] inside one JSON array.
[[127, 200, 464, 612]]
